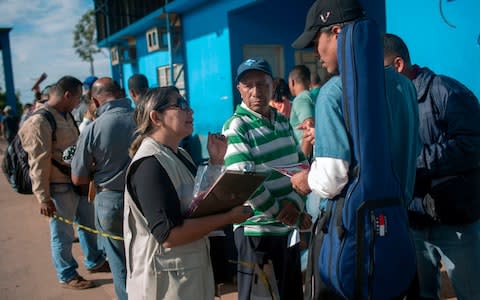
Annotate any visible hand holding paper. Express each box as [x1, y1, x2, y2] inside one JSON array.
[[291, 169, 311, 196], [270, 162, 309, 178]]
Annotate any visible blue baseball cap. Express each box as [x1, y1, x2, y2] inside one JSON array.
[[236, 58, 273, 82], [83, 76, 98, 90]]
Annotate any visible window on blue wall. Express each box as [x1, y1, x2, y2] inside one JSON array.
[[152, 31, 157, 47], [146, 27, 160, 52], [148, 34, 153, 48], [111, 47, 119, 65], [158, 64, 185, 95]]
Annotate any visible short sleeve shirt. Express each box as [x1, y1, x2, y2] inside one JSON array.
[[290, 90, 315, 144], [314, 76, 351, 162], [71, 98, 136, 191]]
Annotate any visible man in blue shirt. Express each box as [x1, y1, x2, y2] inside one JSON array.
[[290, 0, 420, 297], [290, 0, 419, 216], [71, 77, 136, 300]]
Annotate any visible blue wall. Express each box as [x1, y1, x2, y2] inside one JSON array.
[[181, 0, 386, 159], [138, 51, 170, 86], [135, 32, 175, 89], [182, 0, 256, 137], [386, 0, 480, 98], [183, 0, 386, 142], [229, 0, 315, 106], [103, 0, 387, 159], [115, 31, 176, 101]]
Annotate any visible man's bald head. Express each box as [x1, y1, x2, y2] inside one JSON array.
[[91, 77, 122, 105]]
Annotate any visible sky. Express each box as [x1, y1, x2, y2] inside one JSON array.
[[0, 0, 111, 103]]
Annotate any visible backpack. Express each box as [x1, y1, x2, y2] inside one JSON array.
[[1, 109, 73, 194], [308, 19, 416, 299]]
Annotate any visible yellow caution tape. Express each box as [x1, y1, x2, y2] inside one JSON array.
[[52, 214, 124, 241], [229, 260, 278, 300]]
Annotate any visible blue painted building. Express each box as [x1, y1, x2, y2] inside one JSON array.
[[94, 0, 477, 159], [386, 0, 479, 99], [93, 0, 385, 159]]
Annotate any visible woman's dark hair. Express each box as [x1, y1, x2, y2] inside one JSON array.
[[129, 86, 180, 157], [272, 78, 291, 102]]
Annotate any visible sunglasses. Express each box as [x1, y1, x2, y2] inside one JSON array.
[[155, 96, 191, 112]]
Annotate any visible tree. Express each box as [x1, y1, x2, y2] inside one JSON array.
[[73, 9, 101, 76]]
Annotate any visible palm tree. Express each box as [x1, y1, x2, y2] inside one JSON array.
[[73, 9, 101, 76]]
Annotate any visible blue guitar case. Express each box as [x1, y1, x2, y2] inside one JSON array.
[[317, 18, 416, 299]]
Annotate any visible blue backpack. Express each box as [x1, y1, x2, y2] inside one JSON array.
[[313, 18, 416, 299]]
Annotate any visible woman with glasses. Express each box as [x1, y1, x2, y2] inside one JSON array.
[[124, 86, 252, 300]]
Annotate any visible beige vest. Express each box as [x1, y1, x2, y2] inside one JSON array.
[[123, 137, 214, 300]]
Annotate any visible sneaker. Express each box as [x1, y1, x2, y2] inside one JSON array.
[[61, 275, 95, 290], [88, 261, 111, 273]]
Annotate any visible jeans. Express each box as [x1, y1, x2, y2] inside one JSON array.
[[301, 194, 324, 271], [411, 220, 480, 300], [95, 190, 127, 300], [49, 183, 105, 282]]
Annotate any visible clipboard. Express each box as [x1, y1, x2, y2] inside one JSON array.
[[189, 170, 268, 218]]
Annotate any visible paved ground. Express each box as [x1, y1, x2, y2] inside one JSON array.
[[0, 138, 456, 300]]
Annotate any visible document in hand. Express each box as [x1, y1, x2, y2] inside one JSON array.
[[189, 170, 268, 218], [269, 162, 309, 177]]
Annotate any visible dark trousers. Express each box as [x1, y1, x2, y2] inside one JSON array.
[[234, 227, 303, 300], [209, 225, 237, 284]]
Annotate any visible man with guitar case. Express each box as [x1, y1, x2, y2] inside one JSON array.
[[291, 0, 420, 299]]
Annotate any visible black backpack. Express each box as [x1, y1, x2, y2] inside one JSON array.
[[1, 109, 73, 194]]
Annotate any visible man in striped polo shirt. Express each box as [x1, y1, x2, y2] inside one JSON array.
[[222, 57, 310, 300]]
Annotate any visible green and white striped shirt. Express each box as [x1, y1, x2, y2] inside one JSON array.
[[222, 103, 307, 236]]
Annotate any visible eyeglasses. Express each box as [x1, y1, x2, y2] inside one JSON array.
[[155, 96, 191, 112]]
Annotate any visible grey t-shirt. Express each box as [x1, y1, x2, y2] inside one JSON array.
[[71, 98, 136, 191]]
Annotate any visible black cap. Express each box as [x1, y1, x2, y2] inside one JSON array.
[[236, 58, 273, 82], [292, 0, 364, 49]]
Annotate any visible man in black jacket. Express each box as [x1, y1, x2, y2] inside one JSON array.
[[384, 33, 480, 300]]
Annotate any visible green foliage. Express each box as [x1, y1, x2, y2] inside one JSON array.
[[73, 9, 101, 75]]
